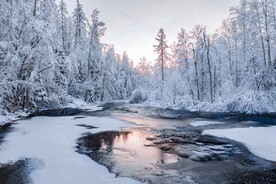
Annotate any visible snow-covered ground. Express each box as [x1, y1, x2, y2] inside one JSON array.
[[203, 126, 276, 162], [0, 109, 14, 126], [67, 98, 103, 111], [0, 111, 29, 126], [140, 90, 276, 114], [190, 121, 225, 127], [0, 98, 102, 126], [0, 114, 8, 126], [0, 105, 140, 184]]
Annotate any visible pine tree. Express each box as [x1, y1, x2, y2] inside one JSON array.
[[154, 28, 169, 82], [58, 0, 70, 54], [72, 0, 87, 47], [86, 9, 106, 102]]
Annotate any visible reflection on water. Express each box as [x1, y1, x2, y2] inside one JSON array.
[[77, 103, 276, 183], [111, 130, 178, 165], [116, 115, 183, 129], [77, 128, 180, 181]]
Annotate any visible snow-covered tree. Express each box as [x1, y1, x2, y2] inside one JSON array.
[[0, 0, 135, 112], [86, 9, 106, 102], [58, 0, 71, 54], [72, 0, 87, 47], [154, 28, 170, 82]]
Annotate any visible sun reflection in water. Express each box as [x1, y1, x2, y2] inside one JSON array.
[[111, 129, 179, 165]]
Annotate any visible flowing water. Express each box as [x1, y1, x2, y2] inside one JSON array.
[[78, 102, 276, 183]]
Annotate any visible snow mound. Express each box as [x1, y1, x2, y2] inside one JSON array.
[[190, 121, 225, 127], [145, 90, 276, 114], [130, 89, 148, 104], [203, 126, 276, 162], [68, 98, 103, 111], [0, 115, 10, 126], [221, 91, 276, 114], [0, 110, 29, 126]]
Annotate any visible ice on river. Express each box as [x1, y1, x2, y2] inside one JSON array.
[[0, 109, 140, 184], [190, 120, 225, 127], [203, 126, 276, 162], [67, 98, 103, 111]]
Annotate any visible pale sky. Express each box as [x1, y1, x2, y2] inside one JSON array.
[[64, 0, 240, 64]]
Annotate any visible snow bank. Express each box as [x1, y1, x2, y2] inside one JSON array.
[[67, 98, 103, 111], [0, 110, 29, 126], [190, 121, 224, 127], [0, 108, 11, 125], [0, 114, 8, 126], [215, 91, 276, 114], [203, 126, 276, 162], [0, 115, 139, 184], [144, 90, 276, 114]]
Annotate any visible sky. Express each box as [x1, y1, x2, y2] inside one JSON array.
[[64, 0, 240, 64]]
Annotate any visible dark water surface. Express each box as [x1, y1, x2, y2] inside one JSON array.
[[78, 102, 276, 183]]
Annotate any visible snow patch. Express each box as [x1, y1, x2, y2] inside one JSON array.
[[144, 90, 276, 114], [0, 114, 9, 126], [203, 126, 276, 162], [0, 110, 29, 126], [68, 98, 103, 111], [191, 121, 225, 127], [0, 116, 139, 184]]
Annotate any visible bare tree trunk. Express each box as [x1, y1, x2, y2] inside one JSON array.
[[200, 54, 204, 101], [193, 49, 200, 101], [161, 47, 164, 82], [25, 88, 30, 110], [185, 58, 194, 99], [213, 66, 216, 100], [33, 0, 37, 16], [101, 76, 105, 101], [206, 38, 213, 103], [263, 0, 272, 67], [61, 9, 66, 51], [227, 38, 233, 75], [254, 2, 267, 67], [88, 37, 93, 76], [234, 33, 239, 88]]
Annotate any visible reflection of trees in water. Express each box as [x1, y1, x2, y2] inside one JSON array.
[[114, 132, 131, 144], [158, 151, 165, 164], [80, 131, 117, 151], [79, 131, 131, 152], [77, 131, 132, 172]]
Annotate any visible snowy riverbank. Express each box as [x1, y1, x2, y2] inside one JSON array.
[[131, 89, 276, 114], [0, 111, 29, 126], [0, 104, 140, 184], [0, 98, 101, 126], [204, 126, 276, 162]]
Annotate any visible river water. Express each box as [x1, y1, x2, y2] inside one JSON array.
[[0, 102, 276, 183], [77, 102, 276, 183]]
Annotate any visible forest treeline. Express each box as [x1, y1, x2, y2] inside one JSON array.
[[1, 0, 276, 114], [0, 0, 135, 112], [134, 0, 276, 113]]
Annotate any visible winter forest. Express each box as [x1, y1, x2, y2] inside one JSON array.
[[1, 0, 276, 114]]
